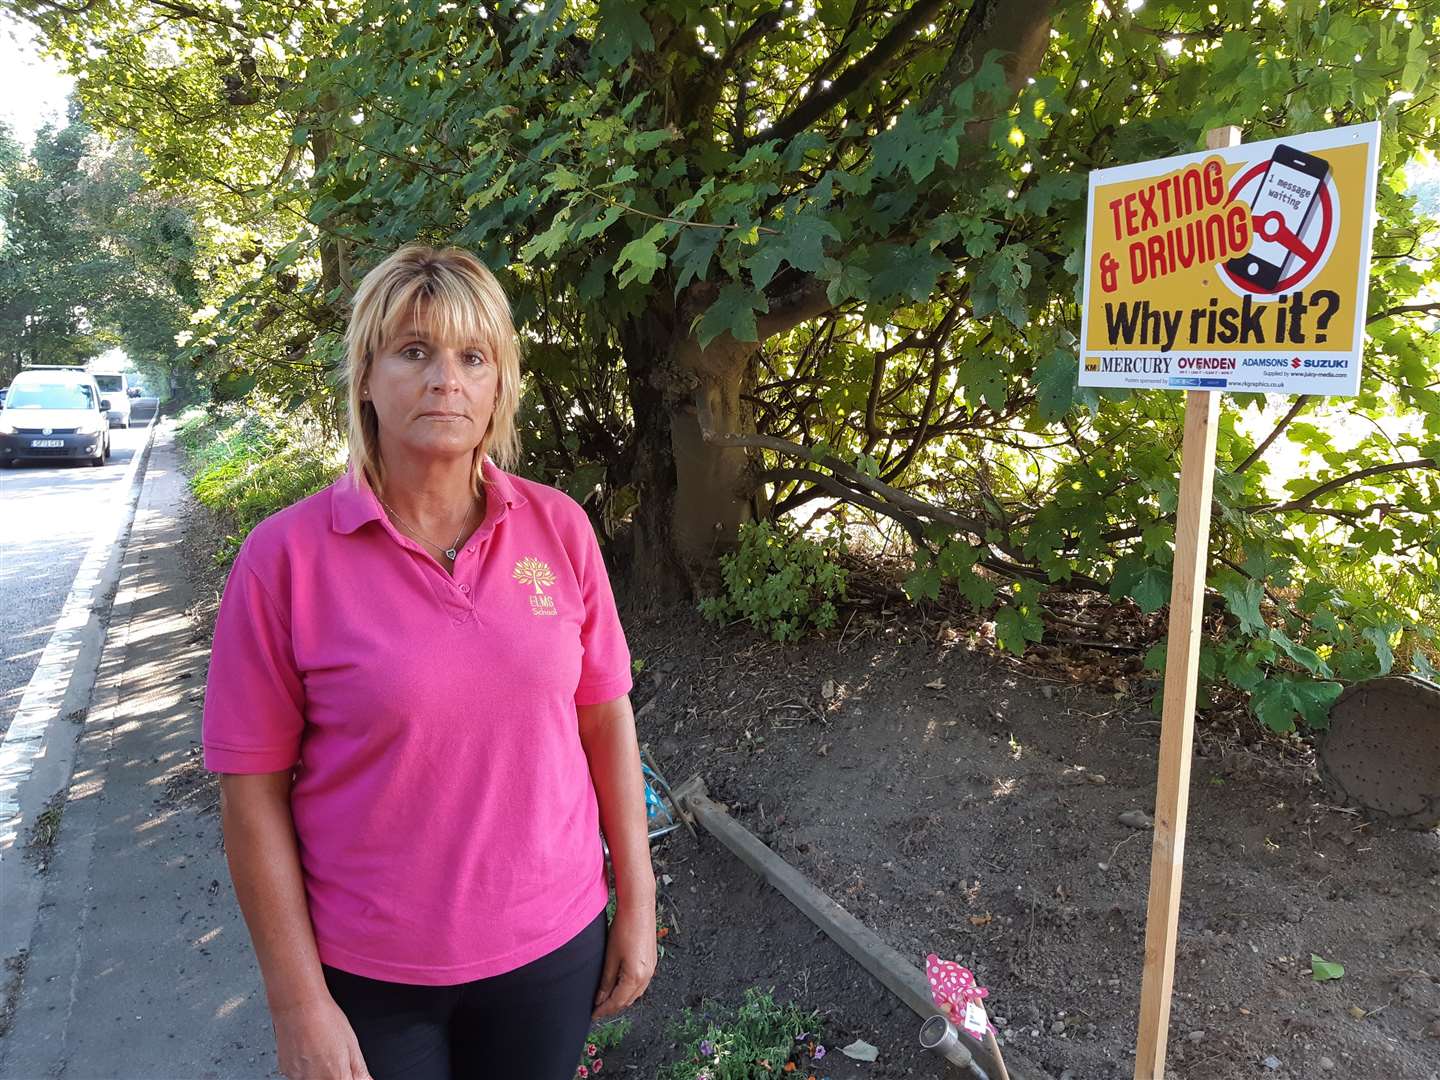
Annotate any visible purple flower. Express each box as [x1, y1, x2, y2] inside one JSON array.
[[795, 1032, 811, 1042], [699, 1039, 715, 1057], [813, 1045, 827, 1060]]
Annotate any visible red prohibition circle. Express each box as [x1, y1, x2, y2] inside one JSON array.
[[1221, 157, 1334, 294]]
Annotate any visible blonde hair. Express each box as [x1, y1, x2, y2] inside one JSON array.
[[344, 244, 522, 495]]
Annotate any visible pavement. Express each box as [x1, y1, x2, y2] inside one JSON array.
[[1, 422, 276, 1080]]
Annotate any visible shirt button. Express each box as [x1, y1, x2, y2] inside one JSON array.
[[460, 583, 470, 593]]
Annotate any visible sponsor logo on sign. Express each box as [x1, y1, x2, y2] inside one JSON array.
[[1085, 356, 1100, 372], [1168, 377, 1227, 388], [1175, 356, 1237, 371], [1095, 356, 1172, 375]]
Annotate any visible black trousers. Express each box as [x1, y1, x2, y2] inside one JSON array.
[[321, 912, 608, 1080]]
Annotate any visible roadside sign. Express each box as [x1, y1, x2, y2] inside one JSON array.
[[1078, 122, 1380, 396]]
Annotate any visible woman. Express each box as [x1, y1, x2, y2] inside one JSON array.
[[203, 244, 655, 1080]]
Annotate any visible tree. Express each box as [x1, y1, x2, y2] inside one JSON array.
[[23, 0, 1440, 729], [0, 115, 202, 391]]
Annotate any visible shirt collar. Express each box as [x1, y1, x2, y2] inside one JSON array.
[[331, 457, 527, 536]]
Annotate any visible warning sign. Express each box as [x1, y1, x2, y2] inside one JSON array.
[[1077, 123, 1380, 396]]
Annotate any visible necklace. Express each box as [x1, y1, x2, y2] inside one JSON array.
[[379, 495, 476, 561]]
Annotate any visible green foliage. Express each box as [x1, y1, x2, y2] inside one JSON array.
[[658, 988, 823, 1080], [175, 402, 344, 562], [700, 521, 846, 644], [575, 1017, 629, 1079], [0, 118, 199, 390], [25, 0, 1440, 736]]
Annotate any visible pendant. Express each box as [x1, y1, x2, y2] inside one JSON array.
[[445, 547, 458, 560]]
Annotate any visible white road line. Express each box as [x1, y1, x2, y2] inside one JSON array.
[[0, 424, 155, 850]]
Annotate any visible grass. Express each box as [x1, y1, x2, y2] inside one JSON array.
[[174, 403, 345, 563], [659, 988, 826, 1080]]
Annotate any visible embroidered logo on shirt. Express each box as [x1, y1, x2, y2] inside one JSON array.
[[513, 557, 559, 616]]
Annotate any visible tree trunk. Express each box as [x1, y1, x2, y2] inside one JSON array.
[[668, 362, 766, 592], [620, 300, 764, 602], [619, 307, 691, 605]]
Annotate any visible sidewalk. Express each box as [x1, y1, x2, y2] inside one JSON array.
[[2, 423, 276, 1080]]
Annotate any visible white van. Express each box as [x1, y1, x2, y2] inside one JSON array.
[[90, 371, 133, 428], [0, 367, 113, 467]]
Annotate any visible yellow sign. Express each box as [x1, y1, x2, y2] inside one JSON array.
[[1077, 122, 1380, 395]]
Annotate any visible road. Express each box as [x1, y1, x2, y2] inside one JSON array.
[[0, 399, 159, 740]]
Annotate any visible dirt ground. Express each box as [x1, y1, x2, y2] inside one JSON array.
[[178, 483, 1440, 1079], [618, 596, 1440, 1080]]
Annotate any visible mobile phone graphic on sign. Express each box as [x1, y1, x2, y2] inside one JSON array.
[[1225, 144, 1331, 292]]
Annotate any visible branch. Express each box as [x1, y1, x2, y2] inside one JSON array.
[[1367, 301, 1440, 323], [761, 466, 926, 540], [755, 276, 836, 340], [1231, 394, 1311, 475], [1247, 458, 1438, 513], [918, 0, 1057, 115], [702, 427, 991, 535], [749, 0, 949, 149], [719, 6, 785, 71]]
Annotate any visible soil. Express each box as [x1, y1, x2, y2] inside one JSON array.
[[616, 601, 1440, 1080], [174, 474, 1440, 1080]]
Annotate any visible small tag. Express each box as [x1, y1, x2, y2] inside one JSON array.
[[962, 1000, 988, 1038]]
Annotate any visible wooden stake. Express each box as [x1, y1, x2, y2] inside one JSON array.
[[1131, 124, 1240, 1080]]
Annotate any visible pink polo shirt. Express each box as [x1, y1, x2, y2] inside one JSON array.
[[202, 460, 632, 985]]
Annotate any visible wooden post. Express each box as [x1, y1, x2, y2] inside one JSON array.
[[1131, 124, 1240, 1080]]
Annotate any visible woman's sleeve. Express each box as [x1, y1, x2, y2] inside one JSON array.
[[201, 555, 305, 773], [572, 511, 634, 707]]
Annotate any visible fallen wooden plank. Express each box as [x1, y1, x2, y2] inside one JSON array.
[[673, 776, 1055, 1080]]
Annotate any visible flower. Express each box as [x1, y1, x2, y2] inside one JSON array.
[[699, 1039, 715, 1057], [586, 1044, 598, 1057], [795, 1032, 811, 1042], [592, 1061, 602, 1074], [784, 1063, 797, 1072], [813, 1045, 827, 1060], [577, 1068, 589, 1079]]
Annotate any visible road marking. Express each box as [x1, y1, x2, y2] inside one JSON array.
[[0, 422, 156, 849]]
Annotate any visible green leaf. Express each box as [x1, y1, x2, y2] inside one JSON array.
[[694, 282, 769, 348], [959, 353, 1007, 412], [995, 601, 1044, 656], [1220, 579, 1267, 635], [1361, 626, 1395, 676], [1130, 567, 1171, 615], [1269, 628, 1331, 677], [904, 562, 942, 602], [594, 0, 654, 66], [869, 106, 955, 183], [744, 212, 839, 291], [868, 244, 949, 303], [1310, 955, 1345, 982], [823, 257, 871, 305], [1035, 348, 1078, 421], [613, 223, 667, 287], [672, 226, 722, 295], [1251, 676, 1343, 733]]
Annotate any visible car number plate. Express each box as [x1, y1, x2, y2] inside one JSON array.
[[30, 439, 64, 448]]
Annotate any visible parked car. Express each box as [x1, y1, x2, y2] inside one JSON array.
[[89, 371, 133, 427], [0, 368, 112, 467]]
